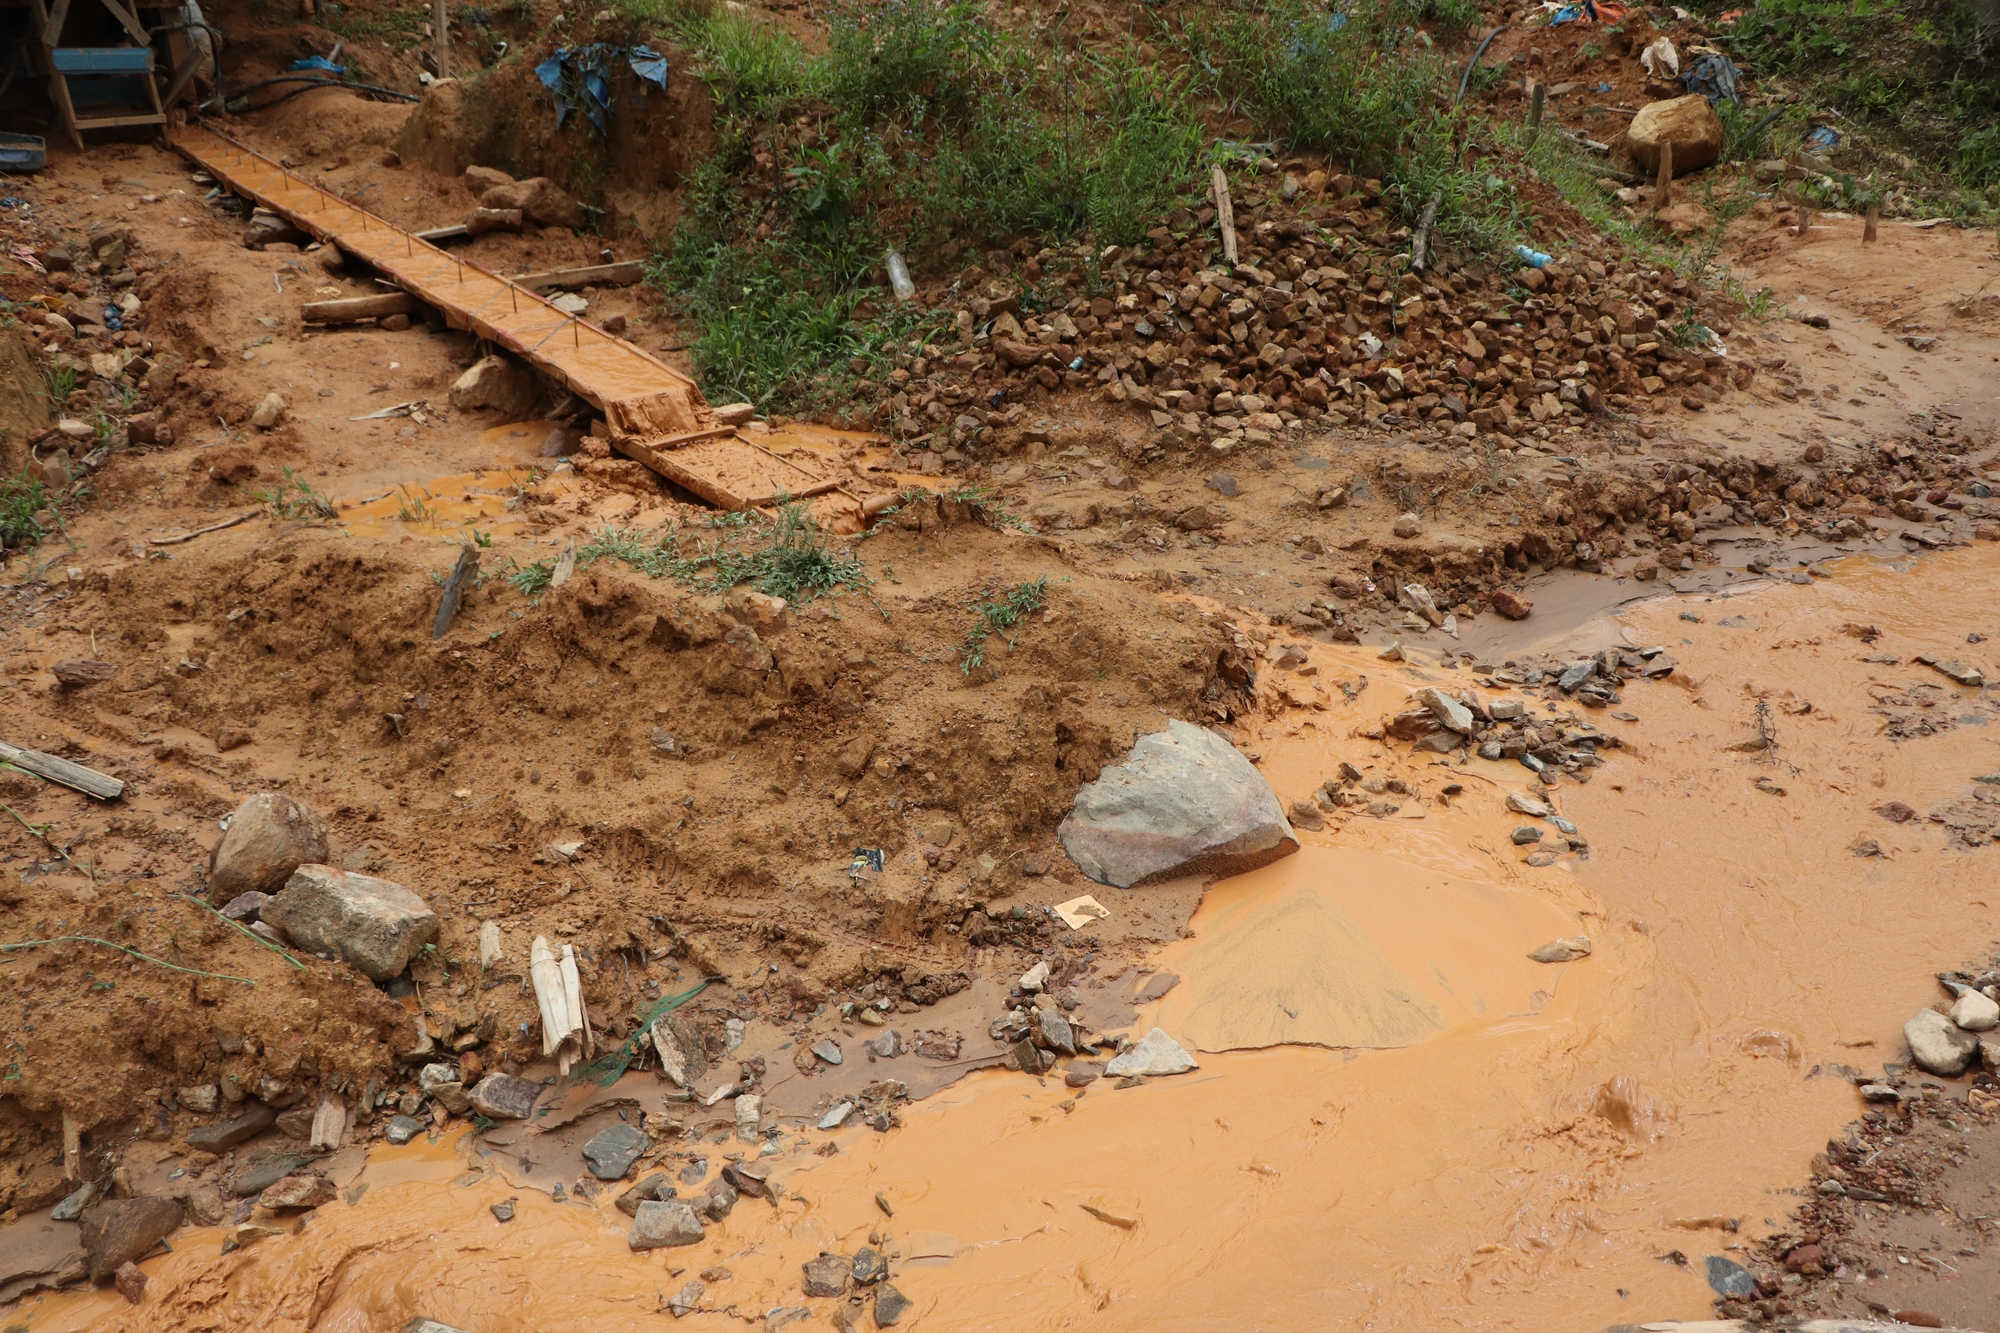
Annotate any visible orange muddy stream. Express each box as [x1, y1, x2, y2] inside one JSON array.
[[23, 546, 2000, 1333]]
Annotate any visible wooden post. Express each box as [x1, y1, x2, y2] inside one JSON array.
[[1863, 203, 1879, 244], [62, 1112, 80, 1183], [1411, 190, 1441, 272], [1527, 82, 1545, 143], [432, 0, 450, 78], [1653, 139, 1673, 212], [1210, 164, 1237, 266]]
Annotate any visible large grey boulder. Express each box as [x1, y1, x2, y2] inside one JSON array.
[[1058, 719, 1297, 888], [630, 1199, 705, 1250], [208, 793, 329, 902], [261, 865, 438, 981], [1906, 1008, 1979, 1076]]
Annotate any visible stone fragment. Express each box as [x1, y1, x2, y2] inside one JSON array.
[[478, 177, 584, 228], [1289, 799, 1324, 831], [258, 1173, 336, 1210], [1490, 589, 1533, 620], [1512, 826, 1544, 845], [802, 1252, 849, 1297], [260, 865, 438, 981], [1392, 512, 1421, 539], [874, 1282, 914, 1326], [114, 1259, 147, 1303], [251, 392, 286, 430], [1104, 1028, 1197, 1078], [465, 206, 522, 236], [51, 1181, 96, 1221], [491, 1199, 516, 1222], [1058, 719, 1298, 888], [178, 1084, 220, 1114], [818, 1102, 854, 1130], [186, 1100, 275, 1150], [1019, 961, 1050, 992], [448, 353, 539, 416], [1949, 989, 1999, 1033], [735, 1093, 762, 1143], [209, 794, 329, 901], [811, 1039, 843, 1066], [51, 659, 116, 688], [616, 1173, 672, 1216], [832, 735, 876, 778], [383, 1115, 426, 1144], [1527, 935, 1592, 963], [722, 1160, 771, 1198], [850, 1247, 888, 1285], [80, 1197, 183, 1284], [698, 1181, 739, 1220], [469, 1073, 542, 1120], [630, 1199, 705, 1250], [1905, 1009, 1979, 1077], [1414, 687, 1473, 734], [668, 1279, 705, 1317], [582, 1123, 650, 1180], [1627, 94, 1725, 175]]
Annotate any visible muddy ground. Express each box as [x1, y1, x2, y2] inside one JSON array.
[[2, 0, 2000, 1328]]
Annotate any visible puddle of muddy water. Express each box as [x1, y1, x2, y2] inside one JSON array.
[[21, 545, 2000, 1333], [336, 466, 548, 542]]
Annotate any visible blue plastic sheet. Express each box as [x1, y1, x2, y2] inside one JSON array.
[[537, 43, 669, 132], [1681, 52, 1742, 105], [289, 54, 347, 73], [1806, 125, 1840, 149]]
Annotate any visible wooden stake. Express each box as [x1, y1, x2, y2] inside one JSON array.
[[1527, 82, 1545, 143], [1863, 202, 1879, 244], [432, 0, 450, 79], [1653, 139, 1673, 212], [1211, 163, 1237, 266], [1411, 191, 1441, 272], [62, 1111, 80, 1183]]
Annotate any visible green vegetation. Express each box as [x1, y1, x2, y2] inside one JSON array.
[[252, 465, 338, 520], [959, 576, 1047, 673], [0, 470, 47, 551], [579, 499, 868, 602]]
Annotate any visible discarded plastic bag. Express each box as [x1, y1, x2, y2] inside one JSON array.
[[1681, 51, 1741, 105], [1639, 36, 1679, 78]]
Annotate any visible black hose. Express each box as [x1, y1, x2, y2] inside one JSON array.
[[208, 74, 419, 112], [238, 79, 419, 111], [1455, 24, 1509, 105]]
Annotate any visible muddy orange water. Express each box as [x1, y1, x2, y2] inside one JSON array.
[[26, 547, 2000, 1333]]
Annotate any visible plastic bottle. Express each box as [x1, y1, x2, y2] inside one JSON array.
[[1514, 244, 1552, 269], [885, 250, 915, 302]]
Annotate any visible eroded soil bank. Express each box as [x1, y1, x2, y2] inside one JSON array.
[[13, 541, 1997, 1333]]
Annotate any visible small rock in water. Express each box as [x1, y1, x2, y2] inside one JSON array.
[[470, 1073, 542, 1120], [582, 1123, 650, 1180], [1949, 989, 2000, 1032], [1859, 1083, 1900, 1103], [1104, 1028, 1198, 1078], [258, 1174, 336, 1210], [850, 1247, 888, 1285], [1527, 935, 1592, 963], [1704, 1254, 1755, 1298], [491, 1198, 516, 1222], [114, 1260, 146, 1305], [668, 1279, 705, 1317], [384, 1114, 426, 1144], [1905, 1008, 1979, 1076], [1505, 792, 1551, 818], [801, 1252, 850, 1297], [629, 1199, 705, 1250]]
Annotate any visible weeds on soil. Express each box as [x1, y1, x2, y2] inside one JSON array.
[[253, 465, 338, 520], [579, 499, 868, 602], [959, 575, 1046, 673], [0, 470, 47, 551]]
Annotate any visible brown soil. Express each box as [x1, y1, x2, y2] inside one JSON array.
[[2, 0, 2000, 1327]]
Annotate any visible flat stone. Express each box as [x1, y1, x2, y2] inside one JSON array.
[[818, 1102, 854, 1130], [766, 1307, 812, 1333], [1104, 1028, 1198, 1078], [1511, 826, 1544, 845], [186, 1100, 276, 1150], [1414, 687, 1473, 734], [208, 793, 329, 901], [258, 1173, 336, 1210], [811, 1039, 843, 1066], [851, 1246, 888, 1285], [491, 1199, 516, 1222], [399, 1321, 474, 1333], [260, 865, 438, 981], [229, 1152, 311, 1197], [1556, 661, 1596, 692], [1505, 792, 1551, 817], [1135, 971, 1181, 1002], [697, 1181, 738, 1220], [874, 1282, 914, 1326], [1704, 1254, 1755, 1298], [582, 1123, 651, 1180], [629, 1199, 705, 1250], [1058, 719, 1298, 888], [80, 1197, 183, 1284], [616, 1173, 672, 1216], [1527, 935, 1592, 963], [1032, 1009, 1077, 1055], [802, 1251, 849, 1297], [218, 892, 270, 922], [1019, 961, 1050, 992], [469, 1073, 542, 1120], [1489, 699, 1526, 722], [1949, 989, 2000, 1032], [383, 1115, 426, 1144], [1906, 1008, 1979, 1076], [722, 1160, 771, 1198], [667, 1279, 705, 1317], [734, 1092, 762, 1143]]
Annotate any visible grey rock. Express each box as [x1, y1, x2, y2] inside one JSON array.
[[851, 1246, 888, 1285], [229, 1153, 309, 1198], [1135, 971, 1181, 1003], [1557, 661, 1596, 692], [1488, 698, 1526, 721], [1031, 1008, 1077, 1055], [1511, 826, 1543, 845], [818, 1102, 854, 1130], [260, 865, 438, 981], [583, 1123, 651, 1180], [811, 1039, 843, 1066], [616, 1172, 672, 1216], [383, 1115, 426, 1145], [722, 1160, 771, 1198], [766, 1307, 812, 1333], [218, 891, 270, 922], [1505, 791, 1550, 817], [186, 1100, 275, 1150], [1859, 1083, 1901, 1102], [431, 1082, 474, 1115], [1905, 1008, 1979, 1076], [802, 1251, 850, 1297], [80, 1197, 183, 1284], [698, 1181, 738, 1220], [867, 1032, 900, 1059], [1414, 687, 1473, 733], [51, 1181, 96, 1222], [1704, 1254, 1755, 1299], [874, 1282, 914, 1326], [667, 1279, 705, 1317], [208, 794, 329, 901], [1104, 1028, 1198, 1078], [1058, 719, 1298, 888], [630, 1199, 705, 1250], [470, 1073, 542, 1120], [491, 1198, 516, 1222], [400, 1322, 474, 1333]]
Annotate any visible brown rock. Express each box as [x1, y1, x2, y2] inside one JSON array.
[[1626, 95, 1724, 175], [257, 1173, 336, 1210], [993, 339, 1041, 368], [52, 659, 118, 689], [463, 164, 515, 193], [1490, 590, 1533, 620], [80, 1197, 183, 1284], [478, 178, 583, 229], [209, 793, 330, 902], [114, 1260, 146, 1304], [802, 1252, 849, 1298], [832, 735, 876, 779]]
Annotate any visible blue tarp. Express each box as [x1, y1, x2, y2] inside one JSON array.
[[537, 43, 668, 132]]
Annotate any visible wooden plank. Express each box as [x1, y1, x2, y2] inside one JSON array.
[[1210, 164, 1236, 266], [0, 740, 125, 800], [69, 111, 164, 128], [414, 223, 468, 243], [160, 46, 204, 110], [90, 0, 149, 47], [431, 0, 449, 78], [40, 0, 72, 44], [514, 260, 646, 293], [302, 291, 417, 324]]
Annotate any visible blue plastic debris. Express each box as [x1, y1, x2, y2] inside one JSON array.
[[289, 54, 348, 74], [1514, 245, 1552, 269], [103, 308, 123, 331], [1806, 125, 1840, 150], [1680, 52, 1741, 105], [537, 43, 669, 132]]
